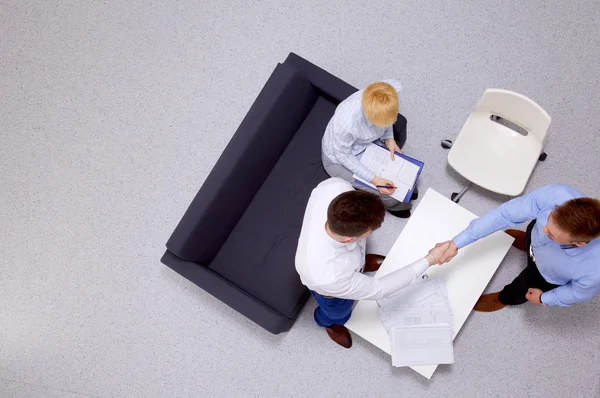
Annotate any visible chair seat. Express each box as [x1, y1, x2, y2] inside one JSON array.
[[448, 112, 543, 196]]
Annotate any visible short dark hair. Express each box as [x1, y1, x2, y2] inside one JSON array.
[[327, 190, 385, 236], [553, 198, 600, 241]]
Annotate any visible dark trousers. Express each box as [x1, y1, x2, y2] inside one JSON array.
[[498, 221, 561, 305], [310, 291, 354, 327], [393, 114, 418, 197], [392, 114, 419, 200], [393, 113, 408, 149]]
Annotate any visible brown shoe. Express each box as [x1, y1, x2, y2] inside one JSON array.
[[505, 229, 526, 251], [474, 292, 507, 312], [325, 324, 353, 348], [363, 254, 385, 273]]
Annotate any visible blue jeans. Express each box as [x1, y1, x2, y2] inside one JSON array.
[[310, 291, 354, 327]]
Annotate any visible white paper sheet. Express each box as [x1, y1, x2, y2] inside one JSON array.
[[380, 306, 453, 327], [353, 144, 419, 201], [379, 278, 454, 367], [379, 278, 449, 307], [390, 324, 454, 367]]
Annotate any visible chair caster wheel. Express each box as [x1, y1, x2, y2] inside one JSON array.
[[538, 152, 547, 161], [441, 139, 453, 149]]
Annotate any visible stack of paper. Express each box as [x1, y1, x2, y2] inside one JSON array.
[[378, 278, 454, 367]]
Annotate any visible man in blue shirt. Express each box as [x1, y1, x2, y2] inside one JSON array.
[[436, 184, 600, 311]]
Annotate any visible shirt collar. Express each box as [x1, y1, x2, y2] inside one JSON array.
[[324, 237, 359, 252], [322, 225, 359, 250], [363, 112, 374, 128], [560, 244, 577, 250], [561, 239, 597, 256], [562, 245, 580, 256], [345, 241, 359, 251]]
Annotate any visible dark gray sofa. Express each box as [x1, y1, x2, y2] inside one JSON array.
[[161, 53, 407, 334]]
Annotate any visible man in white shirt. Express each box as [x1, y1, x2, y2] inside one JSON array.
[[321, 80, 417, 218], [295, 178, 449, 348]]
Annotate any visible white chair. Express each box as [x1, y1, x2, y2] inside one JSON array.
[[442, 89, 551, 202]]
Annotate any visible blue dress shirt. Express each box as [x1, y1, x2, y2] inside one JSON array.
[[453, 184, 600, 307]]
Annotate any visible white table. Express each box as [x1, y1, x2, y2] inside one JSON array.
[[345, 188, 514, 379]]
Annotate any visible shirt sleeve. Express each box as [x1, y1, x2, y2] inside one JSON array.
[[380, 126, 394, 140], [325, 258, 429, 301], [332, 131, 376, 182], [453, 185, 563, 249], [541, 277, 600, 306]]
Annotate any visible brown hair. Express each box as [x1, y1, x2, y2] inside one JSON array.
[[553, 198, 600, 240], [362, 82, 399, 128], [327, 191, 385, 237]]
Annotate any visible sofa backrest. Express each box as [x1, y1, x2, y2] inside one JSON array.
[[166, 62, 319, 264], [284, 52, 358, 104]]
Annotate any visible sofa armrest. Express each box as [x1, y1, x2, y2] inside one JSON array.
[[284, 52, 358, 104], [161, 251, 308, 334]]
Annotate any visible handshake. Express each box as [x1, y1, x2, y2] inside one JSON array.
[[425, 240, 459, 266]]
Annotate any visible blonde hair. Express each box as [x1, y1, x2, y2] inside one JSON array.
[[362, 82, 399, 127]]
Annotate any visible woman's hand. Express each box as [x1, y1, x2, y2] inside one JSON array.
[[384, 138, 402, 160], [371, 176, 396, 195]]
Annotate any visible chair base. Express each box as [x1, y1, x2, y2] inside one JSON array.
[[451, 183, 472, 203], [441, 139, 453, 149]]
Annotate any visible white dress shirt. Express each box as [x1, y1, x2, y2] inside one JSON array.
[[321, 79, 404, 183], [295, 177, 429, 301]]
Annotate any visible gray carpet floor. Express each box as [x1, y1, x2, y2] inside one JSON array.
[[1, 1, 599, 397]]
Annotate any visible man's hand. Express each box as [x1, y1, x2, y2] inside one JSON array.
[[371, 176, 396, 195], [436, 240, 458, 264], [426, 242, 451, 266], [526, 288, 543, 306], [384, 138, 402, 161]]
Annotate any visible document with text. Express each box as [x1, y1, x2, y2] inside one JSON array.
[[378, 278, 454, 367], [353, 143, 423, 202]]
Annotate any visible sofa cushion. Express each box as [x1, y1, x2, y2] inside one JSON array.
[[209, 96, 336, 318], [166, 62, 318, 264]]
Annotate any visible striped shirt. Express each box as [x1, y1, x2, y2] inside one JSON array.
[[321, 79, 403, 182]]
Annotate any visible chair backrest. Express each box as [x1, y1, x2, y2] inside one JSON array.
[[474, 89, 551, 143]]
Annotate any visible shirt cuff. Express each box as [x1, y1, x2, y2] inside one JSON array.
[[357, 169, 376, 184], [540, 291, 558, 306], [452, 232, 470, 249], [409, 258, 429, 276], [381, 131, 394, 140]]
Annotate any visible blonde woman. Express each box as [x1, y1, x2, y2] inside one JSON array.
[[321, 80, 416, 218]]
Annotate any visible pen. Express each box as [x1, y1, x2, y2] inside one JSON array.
[[376, 185, 396, 189]]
